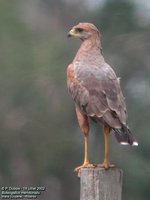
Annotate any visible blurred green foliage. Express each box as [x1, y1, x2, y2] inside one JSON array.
[[0, 0, 150, 199]]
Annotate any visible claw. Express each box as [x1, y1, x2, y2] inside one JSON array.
[[97, 162, 115, 169], [74, 163, 96, 177]]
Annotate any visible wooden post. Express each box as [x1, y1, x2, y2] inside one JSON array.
[[80, 168, 123, 200]]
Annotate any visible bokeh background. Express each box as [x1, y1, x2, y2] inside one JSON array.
[[0, 0, 150, 199]]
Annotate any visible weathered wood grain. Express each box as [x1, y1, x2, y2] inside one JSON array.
[[80, 168, 123, 200]]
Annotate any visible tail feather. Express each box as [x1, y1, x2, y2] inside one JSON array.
[[112, 125, 138, 146]]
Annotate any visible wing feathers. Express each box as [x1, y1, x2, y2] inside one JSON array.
[[67, 63, 127, 128]]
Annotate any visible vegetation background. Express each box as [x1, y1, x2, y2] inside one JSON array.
[[0, 0, 150, 199]]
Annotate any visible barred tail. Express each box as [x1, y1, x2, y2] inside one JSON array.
[[112, 125, 138, 146]]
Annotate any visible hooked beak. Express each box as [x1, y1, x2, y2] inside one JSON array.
[[67, 28, 76, 38]]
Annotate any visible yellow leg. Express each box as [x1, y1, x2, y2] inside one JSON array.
[[99, 126, 115, 169], [83, 134, 90, 164], [75, 134, 95, 177], [103, 126, 110, 168], [75, 107, 95, 177]]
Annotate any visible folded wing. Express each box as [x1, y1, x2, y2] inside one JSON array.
[[67, 63, 127, 129]]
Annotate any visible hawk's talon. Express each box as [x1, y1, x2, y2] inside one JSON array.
[[74, 163, 96, 177], [97, 163, 115, 169]]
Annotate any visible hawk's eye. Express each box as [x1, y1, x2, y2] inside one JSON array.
[[76, 28, 83, 33]]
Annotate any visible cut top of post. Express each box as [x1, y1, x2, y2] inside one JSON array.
[[80, 167, 123, 200]]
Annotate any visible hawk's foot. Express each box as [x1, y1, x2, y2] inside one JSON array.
[[97, 162, 115, 169], [74, 163, 95, 177]]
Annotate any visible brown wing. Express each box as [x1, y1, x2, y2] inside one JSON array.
[[67, 63, 127, 129]]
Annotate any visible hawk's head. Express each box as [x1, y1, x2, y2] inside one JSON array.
[[68, 22, 100, 41]]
